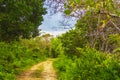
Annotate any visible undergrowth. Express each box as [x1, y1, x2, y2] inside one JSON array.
[[0, 41, 46, 80], [54, 47, 120, 80]]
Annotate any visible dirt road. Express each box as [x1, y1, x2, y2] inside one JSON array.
[[17, 59, 57, 80]]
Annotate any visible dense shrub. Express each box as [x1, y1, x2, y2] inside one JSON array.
[[0, 42, 46, 80], [58, 29, 86, 57], [20, 35, 52, 57], [54, 47, 120, 80], [51, 38, 64, 58]]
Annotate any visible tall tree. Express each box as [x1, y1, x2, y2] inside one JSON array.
[[57, 0, 120, 53], [0, 0, 46, 42]]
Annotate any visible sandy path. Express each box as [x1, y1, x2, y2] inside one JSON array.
[[17, 59, 57, 80]]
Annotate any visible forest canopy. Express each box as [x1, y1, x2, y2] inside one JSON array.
[[61, 0, 120, 53], [0, 0, 46, 42]]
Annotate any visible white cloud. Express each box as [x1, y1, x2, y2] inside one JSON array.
[[39, 3, 77, 36]]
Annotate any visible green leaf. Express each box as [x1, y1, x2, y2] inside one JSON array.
[[74, 0, 80, 3], [64, 9, 72, 15]]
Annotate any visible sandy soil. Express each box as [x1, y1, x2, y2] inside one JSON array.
[[17, 59, 57, 80]]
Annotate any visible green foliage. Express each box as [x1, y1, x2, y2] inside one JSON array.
[[64, 9, 72, 15], [54, 47, 120, 80], [58, 28, 86, 57], [51, 38, 64, 58], [62, 0, 120, 53], [20, 35, 52, 57], [51, 0, 120, 80], [65, 0, 120, 15], [0, 42, 46, 80], [109, 34, 120, 44], [0, 0, 46, 42], [109, 34, 120, 53]]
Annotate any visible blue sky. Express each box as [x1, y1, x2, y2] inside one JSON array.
[[39, 3, 76, 36]]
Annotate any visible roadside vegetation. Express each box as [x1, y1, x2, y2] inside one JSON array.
[[52, 0, 120, 80], [1, 0, 120, 80], [0, 35, 52, 80]]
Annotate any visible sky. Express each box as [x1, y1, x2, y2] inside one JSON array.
[[39, 2, 77, 36]]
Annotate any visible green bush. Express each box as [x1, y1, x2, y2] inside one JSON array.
[[51, 38, 64, 58], [20, 36, 51, 57], [54, 47, 120, 80], [0, 42, 46, 80], [58, 29, 86, 57]]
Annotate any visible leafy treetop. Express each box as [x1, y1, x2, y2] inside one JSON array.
[[0, 0, 46, 42]]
